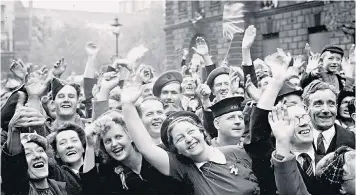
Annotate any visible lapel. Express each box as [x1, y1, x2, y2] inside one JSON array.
[[333, 124, 355, 150]]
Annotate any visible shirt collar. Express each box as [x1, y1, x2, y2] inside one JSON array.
[[312, 125, 336, 146], [292, 148, 315, 162], [194, 147, 226, 169]]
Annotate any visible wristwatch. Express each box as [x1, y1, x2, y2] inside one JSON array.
[[274, 153, 285, 161]]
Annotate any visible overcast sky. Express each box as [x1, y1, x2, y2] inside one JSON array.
[[20, 0, 156, 13]]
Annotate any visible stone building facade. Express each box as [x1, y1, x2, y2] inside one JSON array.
[[164, 1, 355, 70]]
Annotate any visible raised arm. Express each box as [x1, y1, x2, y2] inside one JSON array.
[[242, 25, 258, 87], [2, 102, 46, 195], [269, 104, 309, 195], [258, 49, 293, 110], [121, 75, 171, 176]]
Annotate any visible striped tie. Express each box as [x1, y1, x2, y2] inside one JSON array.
[[317, 133, 326, 155], [300, 153, 313, 177]]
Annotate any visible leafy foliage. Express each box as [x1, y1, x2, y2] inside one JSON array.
[[323, 1, 355, 39]]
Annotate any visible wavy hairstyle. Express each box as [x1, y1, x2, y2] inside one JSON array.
[[92, 110, 136, 164]]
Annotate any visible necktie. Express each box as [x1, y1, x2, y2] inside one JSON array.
[[299, 153, 313, 177], [317, 133, 326, 155]]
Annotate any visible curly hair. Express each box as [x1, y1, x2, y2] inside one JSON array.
[[92, 110, 136, 164], [302, 80, 339, 107]]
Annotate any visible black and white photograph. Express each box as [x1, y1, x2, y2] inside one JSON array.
[[0, 0, 355, 195]]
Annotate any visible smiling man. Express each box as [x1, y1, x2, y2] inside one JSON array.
[[206, 67, 231, 104], [136, 97, 166, 144], [49, 78, 90, 130], [153, 70, 184, 114], [302, 80, 355, 163], [210, 96, 245, 147]]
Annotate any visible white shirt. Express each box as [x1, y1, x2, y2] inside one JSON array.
[[313, 125, 336, 152], [293, 149, 316, 174], [195, 147, 226, 170]]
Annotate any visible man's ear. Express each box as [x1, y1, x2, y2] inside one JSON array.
[[213, 118, 220, 130], [351, 113, 356, 122]]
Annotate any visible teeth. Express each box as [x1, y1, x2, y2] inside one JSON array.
[[113, 148, 123, 154], [188, 143, 197, 149], [299, 130, 310, 135], [33, 162, 44, 168]]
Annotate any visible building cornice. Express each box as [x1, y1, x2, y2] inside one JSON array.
[[164, 1, 325, 31], [254, 1, 324, 18]]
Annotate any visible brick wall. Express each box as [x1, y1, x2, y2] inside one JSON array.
[[254, 1, 354, 59], [165, 1, 355, 71]]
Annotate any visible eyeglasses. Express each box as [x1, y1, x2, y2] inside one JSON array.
[[294, 114, 311, 125]]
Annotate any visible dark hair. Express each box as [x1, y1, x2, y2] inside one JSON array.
[[348, 98, 355, 117], [136, 96, 165, 117], [50, 123, 86, 165]]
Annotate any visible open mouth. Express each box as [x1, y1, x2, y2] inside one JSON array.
[[186, 86, 193, 90], [298, 129, 310, 135], [61, 105, 71, 108], [151, 122, 162, 127], [188, 142, 197, 150], [220, 91, 228, 95], [319, 115, 332, 120], [33, 161, 45, 169], [112, 147, 124, 155], [66, 150, 77, 156]]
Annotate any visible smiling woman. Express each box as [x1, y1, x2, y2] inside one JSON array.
[[81, 110, 183, 195]]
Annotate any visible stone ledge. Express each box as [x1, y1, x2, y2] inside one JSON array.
[[255, 1, 324, 18]]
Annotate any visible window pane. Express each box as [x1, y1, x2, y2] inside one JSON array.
[[308, 32, 330, 53], [263, 38, 279, 57]]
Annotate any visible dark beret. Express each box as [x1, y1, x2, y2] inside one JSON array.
[[275, 81, 303, 104], [206, 67, 230, 89], [209, 96, 245, 118], [153, 71, 183, 97], [321, 45, 344, 57], [161, 111, 202, 149], [51, 78, 81, 100], [1, 84, 27, 132]]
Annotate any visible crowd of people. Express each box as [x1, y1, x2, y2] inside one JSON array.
[[0, 24, 355, 195]]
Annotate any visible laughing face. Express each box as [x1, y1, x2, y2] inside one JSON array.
[[307, 89, 337, 131], [339, 96, 354, 119], [214, 111, 245, 138], [55, 130, 84, 166], [181, 77, 197, 96], [160, 82, 181, 106], [102, 123, 134, 162], [288, 106, 313, 145], [170, 121, 207, 159], [140, 100, 166, 139], [54, 85, 78, 118], [322, 52, 342, 73], [212, 74, 230, 101], [24, 142, 49, 180]]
